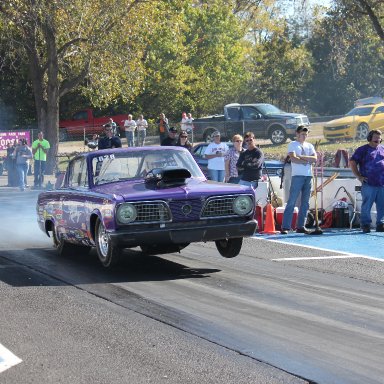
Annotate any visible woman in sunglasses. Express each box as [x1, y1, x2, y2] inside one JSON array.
[[176, 131, 193, 152], [225, 134, 244, 184]]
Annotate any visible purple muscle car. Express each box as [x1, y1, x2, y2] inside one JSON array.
[[37, 147, 257, 267]]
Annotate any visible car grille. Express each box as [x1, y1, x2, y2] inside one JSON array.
[[297, 116, 310, 125], [133, 202, 171, 223], [169, 199, 203, 222], [201, 196, 236, 217], [324, 125, 348, 131]]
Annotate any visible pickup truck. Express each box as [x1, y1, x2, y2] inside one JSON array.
[[192, 103, 310, 145], [59, 108, 127, 141]]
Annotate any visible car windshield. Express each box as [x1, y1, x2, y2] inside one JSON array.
[[345, 107, 374, 116], [92, 149, 203, 185], [256, 104, 283, 115]]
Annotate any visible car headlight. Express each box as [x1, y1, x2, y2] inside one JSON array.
[[233, 196, 253, 216], [286, 118, 297, 125], [117, 203, 137, 224]]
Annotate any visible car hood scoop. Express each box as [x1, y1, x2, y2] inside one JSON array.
[[145, 167, 191, 188]]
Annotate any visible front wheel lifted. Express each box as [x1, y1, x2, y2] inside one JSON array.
[[215, 237, 243, 258], [95, 218, 121, 267]]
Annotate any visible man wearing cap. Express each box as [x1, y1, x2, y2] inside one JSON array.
[[281, 125, 317, 234], [161, 127, 178, 146], [203, 131, 229, 182]]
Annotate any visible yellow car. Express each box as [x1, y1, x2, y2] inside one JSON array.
[[323, 103, 384, 141]]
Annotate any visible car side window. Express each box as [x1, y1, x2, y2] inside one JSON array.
[[242, 106, 258, 120], [226, 107, 240, 121], [73, 111, 88, 120], [375, 106, 384, 114], [68, 158, 88, 188]]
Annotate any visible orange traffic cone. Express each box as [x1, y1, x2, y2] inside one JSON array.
[[261, 203, 279, 234]]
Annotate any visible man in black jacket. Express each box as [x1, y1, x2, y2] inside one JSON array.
[[97, 124, 122, 149], [236, 131, 264, 189], [161, 127, 178, 146]]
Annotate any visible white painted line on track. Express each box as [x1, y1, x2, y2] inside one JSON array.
[[0, 343, 22, 373], [273, 255, 362, 261]]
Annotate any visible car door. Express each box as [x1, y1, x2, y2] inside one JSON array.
[[62, 158, 90, 243], [241, 106, 268, 138], [370, 105, 384, 130], [224, 106, 243, 139]]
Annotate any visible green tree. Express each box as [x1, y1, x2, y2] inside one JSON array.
[[136, 0, 249, 118], [306, 4, 384, 114], [0, 0, 162, 171]]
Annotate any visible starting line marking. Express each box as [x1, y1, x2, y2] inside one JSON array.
[[0, 343, 22, 373]]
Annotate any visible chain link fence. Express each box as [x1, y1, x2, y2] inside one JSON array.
[[0, 115, 339, 188]]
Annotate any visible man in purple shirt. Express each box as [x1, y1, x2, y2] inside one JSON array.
[[350, 129, 384, 233]]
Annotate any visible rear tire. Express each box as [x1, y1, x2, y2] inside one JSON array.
[[95, 218, 121, 267], [215, 238, 243, 258], [59, 129, 69, 142], [203, 128, 217, 143], [52, 224, 90, 257], [269, 126, 287, 145]]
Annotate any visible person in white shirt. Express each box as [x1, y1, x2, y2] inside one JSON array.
[[281, 126, 317, 234], [185, 113, 194, 134], [123, 114, 136, 147], [180, 112, 188, 131], [203, 131, 229, 182], [136, 114, 148, 146]]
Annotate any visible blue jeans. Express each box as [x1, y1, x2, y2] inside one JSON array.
[[34, 160, 46, 187], [239, 179, 258, 189], [208, 169, 225, 182], [282, 175, 312, 230], [137, 130, 146, 146], [17, 163, 29, 190], [125, 131, 135, 147], [360, 183, 384, 226]]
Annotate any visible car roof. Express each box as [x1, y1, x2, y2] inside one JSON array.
[[354, 103, 384, 108]]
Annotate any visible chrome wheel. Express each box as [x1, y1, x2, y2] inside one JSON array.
[[356, 123, 369, 141], [95, 218, 121, 267], [269, 127, 287, 145], [97, 221, 109, 259]]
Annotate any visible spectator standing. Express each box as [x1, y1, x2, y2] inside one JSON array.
[[180, 112, 188, 131], [124, 114, 136, 147], [97, 123, 122, 149], [185, 113, 194, 134], [236, 132, 264, 189], [32, 131, 50, 188], [161, 127, 178, 146], [104, 118, 118, 136], [6, 141, 18, 187], [225, 134, 244, 183], [136, 114, 148, 146], [157, 113, 169, 144], [350, 129, 384, 233], [280, 126, 317, 235], [176, 131, 193, 152], [15, 139, 32, 191], [203, 131, 228, 182]]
